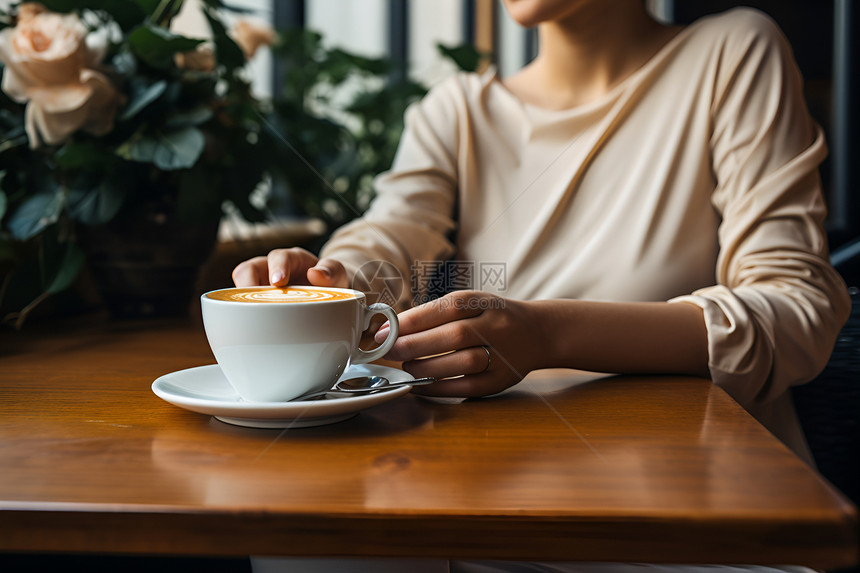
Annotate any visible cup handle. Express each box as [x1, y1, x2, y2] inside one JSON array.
[[350, 303, 399, 364]]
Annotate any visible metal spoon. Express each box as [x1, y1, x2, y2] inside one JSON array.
[[292, 375, 436, 401], [335, 375, 436, 393]]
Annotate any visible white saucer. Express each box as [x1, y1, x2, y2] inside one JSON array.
[[152, 364, 413, 428]]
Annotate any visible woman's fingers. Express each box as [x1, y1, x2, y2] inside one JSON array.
[[401, 344, 509, 397], [265, 248, 320, 286], [375, 290, 493, 345], [403, 345, 492, 379], [375, 291, 499, 364], [403, 345, 512, 398], [232, 247, 352, 289], [397, 291, 490, 334], [232, 256, 270, 287], [308, 258, 349, 288], [381, 316, 485, 363], [375, 292, 539, 398]]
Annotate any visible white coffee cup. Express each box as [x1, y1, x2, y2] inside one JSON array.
[[201, 285, 399, 402]]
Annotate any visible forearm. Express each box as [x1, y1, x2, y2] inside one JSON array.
[[532, 299, 709, 377]]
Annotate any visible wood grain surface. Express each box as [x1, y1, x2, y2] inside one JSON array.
[[0, 315, 856, 567]]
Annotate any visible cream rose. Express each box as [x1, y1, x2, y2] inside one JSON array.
[[0, 3, 118, 148], [176, 43, 216, 72], [231, 20, 275, 60]]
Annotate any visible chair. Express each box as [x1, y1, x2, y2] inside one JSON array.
[[790, 283, 860, 523]]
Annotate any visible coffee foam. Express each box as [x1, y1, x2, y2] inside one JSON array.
[[207, 287, 357, 303]]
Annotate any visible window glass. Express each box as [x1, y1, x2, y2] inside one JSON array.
[[408, 0, 465, 86], [496, 1, 528, 78], [307, 0, 389, 57]]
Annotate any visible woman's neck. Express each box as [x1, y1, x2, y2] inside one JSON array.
[[504, 1, 680, 110]]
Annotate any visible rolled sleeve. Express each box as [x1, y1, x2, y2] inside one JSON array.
[[670, 10, 850, 410]]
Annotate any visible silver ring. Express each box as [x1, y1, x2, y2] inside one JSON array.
[[479, 345, 491, 374]]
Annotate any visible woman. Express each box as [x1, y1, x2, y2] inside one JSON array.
[[241, 1, 849, 571], [235, 0, 847, 473]]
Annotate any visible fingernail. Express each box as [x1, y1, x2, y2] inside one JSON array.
[[374, 326, 389, 343], [271, 271, 284, 284], [314, 266, 331, 278]]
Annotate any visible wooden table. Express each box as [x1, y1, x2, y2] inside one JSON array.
[[0, 315, 856, 568]]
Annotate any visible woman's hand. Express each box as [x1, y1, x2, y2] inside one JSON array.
[[232, 247, 349, 288], [374, 291, 710, 398], [374, 290, 551, 397]]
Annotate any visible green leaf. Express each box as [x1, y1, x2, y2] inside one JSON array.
[[165, 106, 213, 128], [46, 243, 85, 295], [99, 0, 148, 31], [122, 126, 206, 170], [67, 183, 124, 225], [128, 24, 204, 69], [0, 188, 6, 221], [0, 129, 28, 155], [133, 0, 162, 17], [55, 142, 106, 169], [202, 8, 246, 71], [120, 79, 168, 121], [437, 43, 484, 72], [322, 50, 389, 84], [150, 0, 183, 24], [7, 192, 63, 241], [199, 0, 254, 14]]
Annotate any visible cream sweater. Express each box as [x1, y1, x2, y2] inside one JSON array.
[[321, 8, 850, 459]]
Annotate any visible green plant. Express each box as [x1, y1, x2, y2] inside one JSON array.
[[0, 0, 276, 326], [0, 0, 484, 327]]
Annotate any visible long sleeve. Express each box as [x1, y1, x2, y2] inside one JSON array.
[[669, 10, 850, 410], [319, 8, 848, 458], [319, 80, 462, 310]]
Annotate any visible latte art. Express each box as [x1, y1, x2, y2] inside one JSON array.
[[207, 287, 357, 303]]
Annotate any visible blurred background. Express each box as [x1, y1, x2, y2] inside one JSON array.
[[0, 0, 856, 323]]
